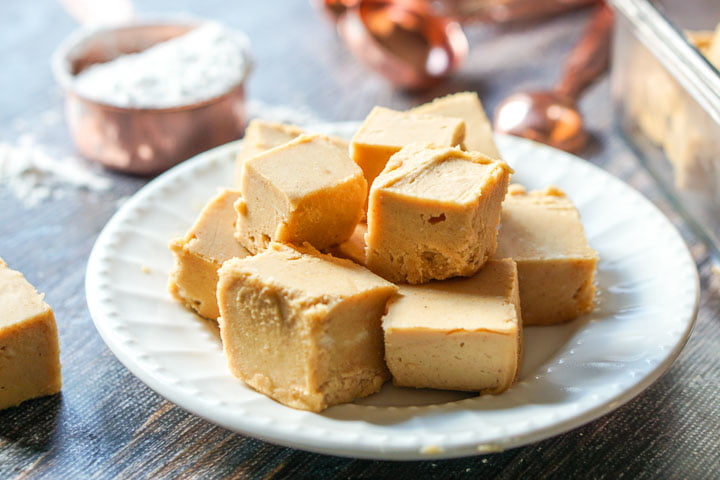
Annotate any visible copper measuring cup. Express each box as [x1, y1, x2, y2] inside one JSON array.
[[52, 19, 252, 175], [321, 0, 601, 89]]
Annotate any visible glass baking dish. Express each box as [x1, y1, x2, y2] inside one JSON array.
[[610, 0, 720, 262]]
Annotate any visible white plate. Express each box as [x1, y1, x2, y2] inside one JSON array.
[[86, 124, 699, 460]]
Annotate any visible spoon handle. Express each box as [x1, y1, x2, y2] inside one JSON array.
[[556, 3, 613, 100]]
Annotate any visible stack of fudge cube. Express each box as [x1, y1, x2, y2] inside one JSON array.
[[168, 92, 598, 413]]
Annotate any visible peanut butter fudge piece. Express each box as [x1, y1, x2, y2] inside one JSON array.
[[707, 23, 720, 67], [366, 144, 511, 284], [234, 120, 304, 186], [686, 30, 714, 54], [494, 185, 598, 325], [383, 259, 521, 393], [236, 134, 366, 253], [410, 92, 500, 159], [217, 243, 397, 412], [350, 106, 465, 189], [663, 100, 720, 191], [626, 44, 681, 147], [329, 222, 367, 266], [169, 189, 250, 319], [235, 121, 351, 186], [0, 258, 62, 409]]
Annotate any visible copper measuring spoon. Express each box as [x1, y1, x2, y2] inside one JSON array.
[[493, 3, 613, 153], [323, 0, 600, 90]]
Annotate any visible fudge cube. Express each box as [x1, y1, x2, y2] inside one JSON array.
[[383, 259, 522, 393], [234, 120, 303, 186], [410, 91, 500, 159], [169, 189, 250, 319], [365, 144, 511, 284], [707, 23, 720, 66], [0, 258, 62, 409], [235, 120, 351, 187], [217, 243, 397, 412], [236, 134, 366, 253], [328, 222, 367, 267], [350, 106, 465, 189], [494, 185, 598, 325]]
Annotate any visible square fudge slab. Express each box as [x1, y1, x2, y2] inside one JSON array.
[[366, 144, 512, 284], [217, 243, 397, 412], [494, 185, 598, 325], [383, 258, 522, 393], [234, 120, 304, 186], [410, 91, 500, 159], [236, 134, 367, 254], [169, 189, 250, 319], [350, 106, 465, 189], [0, 258, 62, 409], [328, 222, 367, 266]]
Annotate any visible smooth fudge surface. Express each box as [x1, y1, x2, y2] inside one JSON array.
[[365, 144, 511, 284], [350, 106, 465, 189], [217, 243, 397, 412], [169, 189, 250, 319], [0, 258, 62, 410], [236, 134, 367, 253], [494, 185, 598, 325], [234, 120, 304, 186], [410, 91, 500, 159], [383, 258, 521, 393]]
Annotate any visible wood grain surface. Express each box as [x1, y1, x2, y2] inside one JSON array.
[[1, 1, 718, 478]]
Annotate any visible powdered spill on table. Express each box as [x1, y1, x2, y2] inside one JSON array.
[[0, 133, 111, 208]]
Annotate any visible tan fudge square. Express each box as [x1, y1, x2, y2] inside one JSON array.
[[366, 144, 511, 284], [0, 258, 62, 409], [217, 243, 397, 412], [494, 185, 598, 325], [236, 134, 366, 253], [383, 259, 521, 393], [328, 222, 367, 266], [350, 106, 465, 189], [235, 120, 351, 187], [169, 189, 250, 319], [234, 120, 304, 186], [707, 23, 720, 66], [410, 91, 500, 159]]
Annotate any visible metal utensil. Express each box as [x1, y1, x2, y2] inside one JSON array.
[[493, 3, 613, 153], [336, 0, 468, 90], [323, 0, 601, 90]]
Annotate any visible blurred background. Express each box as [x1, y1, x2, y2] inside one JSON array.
[[2, 1, 720, 478], [1, 0, 611, 153]]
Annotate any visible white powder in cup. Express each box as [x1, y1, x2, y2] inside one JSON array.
[[73, 22, 249, 109]]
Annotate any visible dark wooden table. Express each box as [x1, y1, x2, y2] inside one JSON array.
[[1, 1, 719, 478]]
